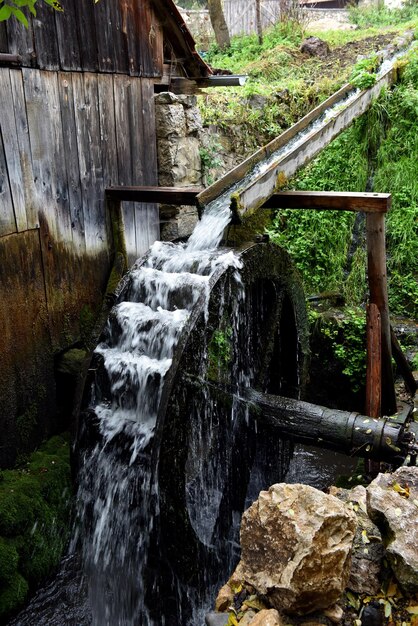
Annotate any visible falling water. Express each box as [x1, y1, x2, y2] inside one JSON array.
[[72, 201, 254, 625]]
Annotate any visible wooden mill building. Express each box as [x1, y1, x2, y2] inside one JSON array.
[[0, 0, 211, 467]]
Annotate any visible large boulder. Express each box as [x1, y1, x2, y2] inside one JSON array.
[[238, 483, 357, 615], [366, 466, 418, 594], [331, 485, 384, 595]]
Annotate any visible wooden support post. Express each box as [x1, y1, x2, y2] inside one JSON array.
[[366, 303, 381, 418], [366, 213, 397, 415], [365, 303, 382, 475]]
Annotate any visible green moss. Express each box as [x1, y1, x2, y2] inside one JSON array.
[[207, 325, 233, 383], [227, 209, 273, 246], [79, 304, 96, 347], [0, 538, 19, 585], [0, 573, 29, 620], [0, 435, 72, 620]]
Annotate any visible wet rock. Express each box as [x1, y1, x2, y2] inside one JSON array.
[[300, 37, 330, 58], [366, 466, 418, 594], [332, 485, 384, 595], [238, 483, 357, 615], [360, 600, 383, 626], [205, 612, 229, 626]]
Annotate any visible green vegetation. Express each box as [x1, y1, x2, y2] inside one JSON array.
[[348, 0, 418, 28], [207, 324, 233, 383], [0, 0, 63, 27], [200, 7, 418, 154], [0, 436, 72, 621], [268, 46, 418, 321]]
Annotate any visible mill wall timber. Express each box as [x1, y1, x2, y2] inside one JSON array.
[[0, 67, 160, 467]]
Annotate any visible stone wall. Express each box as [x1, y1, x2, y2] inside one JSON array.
[[155, 92, 203, 241]]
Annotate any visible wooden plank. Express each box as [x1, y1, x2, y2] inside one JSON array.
[[72, 72, 105, 253], [0, 68, 27, 231], [365, 303, 381, 419], [23, 68, 72, 242], [6, 19, 35, 67], [137, 0, 163, 77], [57, 72, 84, 251], [97, 73, 119, 246], [54, 0, 81, 71], [262, 191, 391, 213], [366, 212, 397, 415], [119, 0, 141, 75], [197, 82, 352, 208], [9, 69, 39, 229], [106, 186, 201, 204], [74, 0, 98, 71], [113, 74, 136, 262], [0, 129, 16, 236], [95, 0, 128, 74], [32, 2, 60, 70], [0, 23, 8, 52]]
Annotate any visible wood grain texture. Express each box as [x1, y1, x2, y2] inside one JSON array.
[[0, 69, 27, 231], [262, 191, 391, 213], [366, 213, 397, 415], [54, 0, 81, 71], [58, 72, 84, 251], [9, 69, 38, 229], [0, 129, 15, 236], [365, 303, 381, 419]]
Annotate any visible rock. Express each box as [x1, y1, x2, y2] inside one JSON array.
[[323, 604, 343, 623], [247, 609, 283, 626], [238, 483, 357, 615], [155, 103, 186, 138], [215, 583, 234, 612], [333, 485, 383, 595], [366, 466, 418, 594], [205, 612, 229, 626], [300, 37, 330, 58], [154, 91, 179, 105], [246, 94, 269, 110], [360, 601, 383, 626], [238, 609, 257, 625]]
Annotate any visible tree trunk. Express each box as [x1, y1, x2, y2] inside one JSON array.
[[208, 0, 230, 49]]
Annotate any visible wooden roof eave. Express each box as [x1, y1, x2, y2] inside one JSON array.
[[152, 0, 212, 78]]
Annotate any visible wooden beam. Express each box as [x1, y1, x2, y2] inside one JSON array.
[[105, 188, 391, 214], [366, 303, 382, 419], [261, 191, 391, 213], [366, 213, 397, 415], [106, 186, 202, 205], [0, 54, 22, 65]]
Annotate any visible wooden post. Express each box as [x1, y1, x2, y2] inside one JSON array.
[[366, 213, 397, 415], [365, 303, 382, 475]]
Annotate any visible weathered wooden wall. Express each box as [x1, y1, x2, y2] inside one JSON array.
[[0, 0, 164, 76], [0, 67, 159, 466]]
